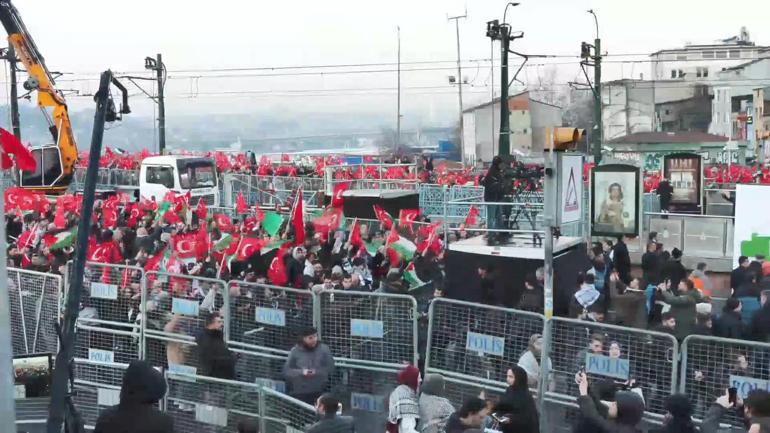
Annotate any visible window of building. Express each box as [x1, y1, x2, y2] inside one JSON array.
[[665, 109, 670, 115], [716, 50, 727, 59], [702, 50, 715, 59], [678, 69, 685, 78], [522, 128, 528, 134], [696, 67, 709, 78], [671, 69, 677, 79], [729, 50, 740, 59]]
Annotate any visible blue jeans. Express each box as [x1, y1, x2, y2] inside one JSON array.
[[487, 204, 502, 231]]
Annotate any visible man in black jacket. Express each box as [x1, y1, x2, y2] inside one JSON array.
[[732, 256, 750, 291], [662, 248, 687, 290], [196, 311, 236, 379], [306, 394, 355, 433], [94, 360, 174, 433], [750, 290, 770, 342], [612, 236, 632, 285], [483, 156, 504, 245]]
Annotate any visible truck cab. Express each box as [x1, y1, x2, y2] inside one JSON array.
[[139, 156, 219, 206]]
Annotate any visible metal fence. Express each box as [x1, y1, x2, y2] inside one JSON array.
[[72, 359, 132, 429], [7, 267, 62, 357], [317, 290, 418, 367], [227, 280, 315, 356], [419, 184, 486, 220], [75, 262, 145, 364], [680, 335, 770, 428], [329, 361, 400, 432], [642, 212, 734, 259], [546, 317, 679, 417], [165, 372, 316, 433], [424, 298, 545, 407]]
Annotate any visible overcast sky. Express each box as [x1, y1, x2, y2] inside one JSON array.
[[1, 0, 769, 125]]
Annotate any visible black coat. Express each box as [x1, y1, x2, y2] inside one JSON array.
[[482, 166, 504, 201], [196, 328, 236, 379], [94, 361, 173, 433], [613, 243, 631, 284], [641, 252, 662, 285], [662, 259, 687, 289], [750, 303, 770, 342], [714, 311, 745, 339], [730, 267, 748, 291]]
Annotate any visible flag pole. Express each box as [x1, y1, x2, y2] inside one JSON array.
[[218, 236, 243, 279]]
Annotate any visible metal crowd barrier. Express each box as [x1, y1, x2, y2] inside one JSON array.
[[227, 281, 315, 357], [329, 361, 401, 432], [680, 335, 770, 429], [545, 317, 679, 417], [317, 290, 418, 367], [74, 262, 145, 363], [424, 298, 545, 406], [72, 359, 132, 429], [7, 267, 62, 357], [641, 212, 735, 259], [165, 372, 315, 433]]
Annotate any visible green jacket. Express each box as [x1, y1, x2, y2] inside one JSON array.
[[662, 289, 704, 340]]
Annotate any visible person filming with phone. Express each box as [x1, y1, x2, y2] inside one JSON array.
[[701, 389, 770, 433]]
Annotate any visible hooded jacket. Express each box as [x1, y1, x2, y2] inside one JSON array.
[[283, 341, 335, 397], [94, 360, 174, 433], [577, 390, 644, 433], [418, 374, 455, 433]]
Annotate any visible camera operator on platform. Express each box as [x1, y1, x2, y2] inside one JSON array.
[[482, 156, 505, 245]]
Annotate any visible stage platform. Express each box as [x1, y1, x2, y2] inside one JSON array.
[[448, 234, 584, 259]]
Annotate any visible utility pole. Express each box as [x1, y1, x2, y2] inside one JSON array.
[[0, 45, 20, 139], [448, 12, 466, 155], [583, 10, 602, 164], [145, 54, 166, 154], [486, 3, 521, 158], [396, 27, 401, 154]]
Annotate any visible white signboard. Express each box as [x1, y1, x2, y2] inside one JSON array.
[[195, 403, 228, 426], [559, 154, 583, 224], [90, 282, 119, 300], [97, 388, 121, 406], [733, 185, 770, 267]]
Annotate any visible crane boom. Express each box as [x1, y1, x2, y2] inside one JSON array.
[[0, 0, 77, 193]]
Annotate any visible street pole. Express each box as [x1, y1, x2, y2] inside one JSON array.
[[490, 39, 495, 163], [156, 53, 166, 155], [498, 25, 511, 157], [0, 168, 15, 433], [396, 27, 401, 155], [449, 13, 466, 156], [593, 37, 602, 164], [7, 45, 19, 139]]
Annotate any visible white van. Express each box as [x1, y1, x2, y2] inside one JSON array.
[[139, 156, 219, 206]]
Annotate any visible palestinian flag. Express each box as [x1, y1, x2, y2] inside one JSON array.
[[213, 233, 234, 252], [364, 240, 383, 256], [155, 201, 171, 222], [387, 231, 417, 262], [404, 262, 428, 290], [312, 207, 342, 237], [261, 239, 285, 255], [48, 228, 77, 251]]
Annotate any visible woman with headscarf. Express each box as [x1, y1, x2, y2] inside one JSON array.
[[387, 364, 421, 433], [652, 394, 697, 433], [518, 334, 552, 389], [418, 373, 455, 433], [491, 365, 539, 433]]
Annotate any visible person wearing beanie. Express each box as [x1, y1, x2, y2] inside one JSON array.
[[387, 364, 421, 433], [283, 326, 335, 405], [418, 373, 455, 433], [714, 297, 746, 339], [652, 394, 697, 433]]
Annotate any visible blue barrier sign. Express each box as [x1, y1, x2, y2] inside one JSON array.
[[730, 375, 770, 399], [172, 298, 200, 316], [585, 353, 630, 380], [465, 332, 505, 356], [88, 349, 114, 364], [351, 392, 386, 412], [255, 378, 286, 393], [350, 319, 384, 338], [255, 307, 286, 327], [90, 282, 118, 300]]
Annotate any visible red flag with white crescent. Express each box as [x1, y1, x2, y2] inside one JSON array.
[[237, 237, 264, 261], [331, 182, 349, 208]]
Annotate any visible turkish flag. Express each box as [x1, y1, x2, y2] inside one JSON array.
[[195, 225, 209, 260], [398, 209, 420, 232], [102, 205, 118, 229], [253, 205, 264, 223], [236, 191, 248, 214], [126, 203, 142, 228], [195, 197, 207, 221], [331, 182, 349, 208], [464, 205, 480, 226], [290, 189, 305, 245], [4, 187, 39, 212], [267, 245, 289, 286], [163, 210, 182, 225], [214, 213, 233, 232], [373, 204, 393, 229], [311, 207, 342, 237], [349, 218, 363, 249], [53, 197, 66, 229], [237, 236, 264, 261], [0, 128, 36, 172], [172, 232, 198, 259]]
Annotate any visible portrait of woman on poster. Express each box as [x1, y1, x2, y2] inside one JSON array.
[[598, 183, 626, 231]]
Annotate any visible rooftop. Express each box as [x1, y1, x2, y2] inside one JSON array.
[[463, 90, 561, 113], [607, 131, 729, 145]]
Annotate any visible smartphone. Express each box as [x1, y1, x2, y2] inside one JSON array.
[[336, 403, 343, 415], [728, 387, 737, 406]]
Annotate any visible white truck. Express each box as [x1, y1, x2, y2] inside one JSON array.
[[138, 156, 220, 205]]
